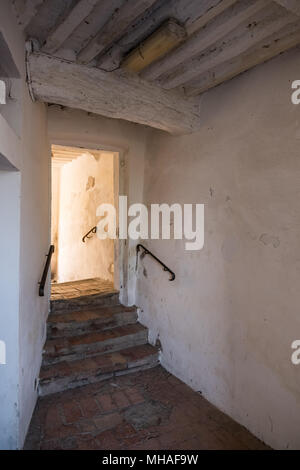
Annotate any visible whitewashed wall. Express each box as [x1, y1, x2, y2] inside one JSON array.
[[0, 169, 21, 450], [137, 47, 300, 450], [54, 151, 114, 283], [0, 0, 50, 449]]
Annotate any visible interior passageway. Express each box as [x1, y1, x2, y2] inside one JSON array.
[[51, 145, 117, 288]]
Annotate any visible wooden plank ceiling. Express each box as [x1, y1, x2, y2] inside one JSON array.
[[12, 0, 300, 133]]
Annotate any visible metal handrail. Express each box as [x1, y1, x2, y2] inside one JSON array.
[[82, 226, 97, 243], [136, 244, 175, 281], [39, 245, 54, 296]]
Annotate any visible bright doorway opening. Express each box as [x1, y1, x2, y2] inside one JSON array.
[[50, 144, 119, 297]]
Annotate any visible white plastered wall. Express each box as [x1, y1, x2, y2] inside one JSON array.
[[54, 151, 114, 283], [0, 0, 50, 449], [137, 47, 300, 450], [0, 167, 21, 450]]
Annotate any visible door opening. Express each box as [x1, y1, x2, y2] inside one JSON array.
[[50, 144, 119, 298]]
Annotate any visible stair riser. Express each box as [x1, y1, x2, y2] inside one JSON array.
[[43, 330, 148, 365], [47, 311, 138, 339], [50, 293, 119, 313], [39, 355, 159, 396]]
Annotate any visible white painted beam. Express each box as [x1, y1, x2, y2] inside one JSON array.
[[42, 0, 100, 53], [27, 52, 201, 135], [77, 0, 157, 64], [159, 5, 297, 89], [141, 0, 268, 81], [12, 0, 45, 29], [273, 0, 300, 16], [185, 0, 239, 37], [185, 22, 300, 96]]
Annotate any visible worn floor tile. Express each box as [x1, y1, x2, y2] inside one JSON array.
[[51, 278, 115, 300], [24, 366, 270, 450]]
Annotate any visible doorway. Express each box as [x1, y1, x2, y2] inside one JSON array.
[[50, 144, 119, 297]]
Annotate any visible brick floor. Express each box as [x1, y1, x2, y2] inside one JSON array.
[[24, 366, 270, 450], [51, 278, 115, 301]]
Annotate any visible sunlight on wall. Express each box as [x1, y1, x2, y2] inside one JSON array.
[[51, 147, 114, 283]]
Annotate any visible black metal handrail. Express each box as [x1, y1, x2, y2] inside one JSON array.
[[136, 244, 175, 281], [82, 226, 97, 243], [39, 245, 54, 296]]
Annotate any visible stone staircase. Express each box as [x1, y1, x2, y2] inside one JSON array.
[[39, 290, 159, 396]]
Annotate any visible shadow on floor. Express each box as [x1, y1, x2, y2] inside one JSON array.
[[25, 366, 269, 450]]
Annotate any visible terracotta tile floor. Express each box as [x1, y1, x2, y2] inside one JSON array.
[[51, 278, 116, 301], [24, 366, 269, 450]]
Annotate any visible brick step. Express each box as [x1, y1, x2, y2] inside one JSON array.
[[47, 304, 138, 339], [43, 323, 148, 365], [39, 344, 160, 396], [50, 291, 120, 314]]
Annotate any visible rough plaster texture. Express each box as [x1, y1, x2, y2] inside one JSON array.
[[137, 47, 300, 449], [19, 86, 50, 450], [47, 107, 150, 305], [0, 0, 50, 449], [0, 169, 20, 450], [53, 151, 114, 283]]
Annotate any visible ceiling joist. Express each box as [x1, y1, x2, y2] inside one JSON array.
[[27, 52, 201, 135], [273, 0, 300, 16], [185, 21, 300, 96], [141, 0, 268, 81], [13, 0, 300, 129], [185, 0, 239, 37], [77, 0, 158, 65], [12, 0, 45, 29], [121, 18, 186, 73], [159, 5, 297, 89], [42, 0, 100, 53], [97, 0, 230, 71]]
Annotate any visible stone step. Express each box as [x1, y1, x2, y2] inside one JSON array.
[[39, 344, 160, 396], [43, 324, 148, 365], [50, 290, 120, 314], [47, 305, 138, 339]]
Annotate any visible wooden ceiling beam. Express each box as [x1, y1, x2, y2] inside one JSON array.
[[77, 0, 158, 65], [273, 0, 300, 17], [42, 0, 100, 53], [97, 0, 235, 71], [141, 0, 268, 81], [27, 52, 201, 135], [159, 5, 297, 89], [184, 22, 300, 96], [12, 0, 45, 30], [121, 19, 186, 73], [185, 0, 239, 37]]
